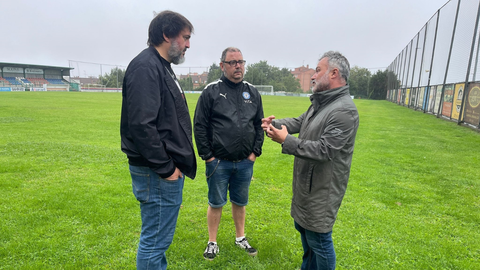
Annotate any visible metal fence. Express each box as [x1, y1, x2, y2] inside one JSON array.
[[386, 0, 480, 130]]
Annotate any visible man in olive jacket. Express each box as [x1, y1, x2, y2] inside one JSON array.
[[262, 51, 359, 270]]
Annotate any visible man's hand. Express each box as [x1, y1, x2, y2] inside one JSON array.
[[266, 124, 288, 144], [261, 115, 276, 133], [247, 152, 256, 162], [165, 167, 183, 180], [206, 157, 215, 163]]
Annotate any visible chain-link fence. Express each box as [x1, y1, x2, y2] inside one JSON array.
[[386, 0, 480, 130]]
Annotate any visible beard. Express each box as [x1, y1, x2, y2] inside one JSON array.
[[311, 71, 330, 93], [168, 40, 186, 65]]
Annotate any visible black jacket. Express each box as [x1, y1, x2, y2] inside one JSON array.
[[120, 46, 197, 179], [194, 75, 264, 161]]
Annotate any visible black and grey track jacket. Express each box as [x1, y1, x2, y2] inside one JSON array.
[[194, 75, 264, 161]]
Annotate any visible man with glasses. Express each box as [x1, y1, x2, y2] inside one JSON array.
[[120, 10, 196, 270], [194, 47, 264, 261]]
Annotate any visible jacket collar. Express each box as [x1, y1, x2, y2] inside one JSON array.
[[221, 74, 243, 88], [310, 85, 350, 111]]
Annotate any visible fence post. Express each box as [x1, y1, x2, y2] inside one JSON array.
[[458, 0, 480, 125], [427, 11, 441, 114], [411, 33, 422, 110], [437, 0, 462, 118], [405, 40, 414, 108]]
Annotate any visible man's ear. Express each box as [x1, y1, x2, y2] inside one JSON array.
[[330, 68, 339, 79], [220, 62, 225, 71], [163, 34, 170, 43]]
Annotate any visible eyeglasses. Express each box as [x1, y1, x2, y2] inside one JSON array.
[[223, 60, 246, 67]]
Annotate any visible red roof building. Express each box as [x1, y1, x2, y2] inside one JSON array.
[[291, 65, 315, 93]]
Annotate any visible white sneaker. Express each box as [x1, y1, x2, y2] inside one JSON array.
[[203, 242, 219, 260], [235, 237, 258, 256]]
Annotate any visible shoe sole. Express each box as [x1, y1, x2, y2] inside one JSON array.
[[204, 256, 215, 261]]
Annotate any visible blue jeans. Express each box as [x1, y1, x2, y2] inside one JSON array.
[[295, 221, 336, 270], [205, 158, 254, 208], [129, 165, 185, 270]]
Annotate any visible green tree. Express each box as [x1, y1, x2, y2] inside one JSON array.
[[99, 67, 125, 88], [193, 83, 206, 91], [178, 76, 193, 91], [369, 70, 388, 100], [207, 63, 222, 83], [244, 61, 301, 92], [348, 66, 371, 98]]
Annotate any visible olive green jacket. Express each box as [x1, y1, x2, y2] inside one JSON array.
[[273, 85, 359, 233]]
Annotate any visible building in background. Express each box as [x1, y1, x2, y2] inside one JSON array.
[[291, 65, 315, 93], [179, 72, 208, 89], [71, 76, 99, 86]]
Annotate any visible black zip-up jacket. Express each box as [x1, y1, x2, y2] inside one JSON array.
[[120, 46, 197, 179], [194, 75, 264, 161]]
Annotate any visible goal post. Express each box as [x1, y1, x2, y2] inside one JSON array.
[[254, 85, 273, 94]]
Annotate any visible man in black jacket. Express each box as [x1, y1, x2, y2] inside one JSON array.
[[194, 47, 264, 260], [120, 10, 196, 270]]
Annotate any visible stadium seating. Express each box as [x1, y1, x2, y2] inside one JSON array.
[[26, 78, 50, 85], [19, 77, 31, 84], [3, 77, 22, 85], [46, 79, 66, 85], [0, 77, 8, 85]]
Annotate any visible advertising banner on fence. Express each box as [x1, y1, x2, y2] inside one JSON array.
[[428, 86, 437, 113], [11, 87, 25, 92], [0, 87, 11, 92], [405, 89, 410, 105], [417, 87, 425, 109], [397, 89, 401, 103], [434, 85, 443, 114], [410, 88, 416, 107], [451, 83, 465, 120], [442, 84, 454, 117], [464, 83, 480, 126], [32, 87, 47, 92]]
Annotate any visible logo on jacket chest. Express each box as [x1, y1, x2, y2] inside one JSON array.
[[243, 92, 252, 103]]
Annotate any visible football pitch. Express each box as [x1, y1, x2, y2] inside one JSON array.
[[1, 92, 479, 269]]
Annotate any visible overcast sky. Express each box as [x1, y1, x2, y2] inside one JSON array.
[[1, 0, 448, 76]]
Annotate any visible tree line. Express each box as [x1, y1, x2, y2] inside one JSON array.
[[98, 63, 388, 100], [179, 61, 302, 93], [348, 66, 388, 100]]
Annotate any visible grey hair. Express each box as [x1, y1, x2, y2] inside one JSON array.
[[319, 51, 350, 83], [221, 47, 242, 62]]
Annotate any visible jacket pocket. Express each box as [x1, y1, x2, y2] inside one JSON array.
[[307, 164, 314, 194]]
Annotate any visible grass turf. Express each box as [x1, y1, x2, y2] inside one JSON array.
[[0, 92, 479, 269]]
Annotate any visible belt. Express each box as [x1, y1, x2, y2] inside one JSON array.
[[217, 157, 243, 162]]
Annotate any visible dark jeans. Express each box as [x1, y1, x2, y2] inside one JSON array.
[[129, 165, 185, 270], [295, 221, 336, 270]]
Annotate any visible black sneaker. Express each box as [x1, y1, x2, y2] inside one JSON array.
[[235, 237, 258, 256], [203, 242, 219, 261]]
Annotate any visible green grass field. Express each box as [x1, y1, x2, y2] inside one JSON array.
[[1, 92, 479, 269]]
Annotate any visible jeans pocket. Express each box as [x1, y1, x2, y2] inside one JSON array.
[[205, 158, 220, 179], [130, 169, 150, 203]]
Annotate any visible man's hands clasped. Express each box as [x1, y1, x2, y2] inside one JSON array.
[[261, 115, 288, 144]]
